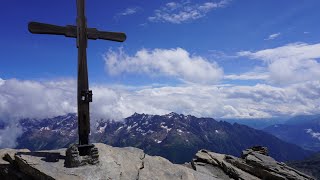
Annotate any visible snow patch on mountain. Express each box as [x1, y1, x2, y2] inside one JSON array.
[[98, 124, 107, 133], [160, 124, 172, 132], [136, 127, 145, 133], [147, 130, 154, 134], [126, 125, 132, 131], [116, 126, 123, 132], [40, 127, 50, 131]]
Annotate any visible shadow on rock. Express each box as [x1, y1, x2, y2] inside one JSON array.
[[15, 152, 65, 162]]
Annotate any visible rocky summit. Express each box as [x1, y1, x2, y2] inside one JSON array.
[[190, 146, 314, 180], [0, 144, 315, 180]]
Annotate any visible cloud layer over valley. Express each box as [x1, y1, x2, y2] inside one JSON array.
[[1, 42, 320, 148], [0, 78, 319, 122]]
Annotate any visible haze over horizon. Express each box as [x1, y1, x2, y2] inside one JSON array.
[[1, 0, 320, 123]]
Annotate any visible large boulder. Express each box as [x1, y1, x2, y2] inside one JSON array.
[[190, 147, 315, 180]]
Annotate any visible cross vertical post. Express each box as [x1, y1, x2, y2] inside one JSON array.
[[28, 0, 126, 167], [76, 0, 90, 146]]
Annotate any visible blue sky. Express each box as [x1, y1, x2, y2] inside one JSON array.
[[0, 0, 320, 121]]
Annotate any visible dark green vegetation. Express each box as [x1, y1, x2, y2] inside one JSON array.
[[14, 112, 312, 164]]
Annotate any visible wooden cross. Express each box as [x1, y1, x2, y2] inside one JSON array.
[[28, 0, 126, 152]]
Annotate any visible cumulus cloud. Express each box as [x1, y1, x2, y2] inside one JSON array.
[[0, 77, 319, 147], [148, 0, 230, 24], [238, 42, 320, 85], [0, 78, 77, 148], [104, 48, 223, 84], [0, 79, 77, 120], [0, 78, 319, 121], [265, 32, 281, 40]]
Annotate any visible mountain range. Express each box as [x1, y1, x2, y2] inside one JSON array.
[[263, 115, 320, 152], [12, 112, 313, 164], [221, 117, 284, 129]]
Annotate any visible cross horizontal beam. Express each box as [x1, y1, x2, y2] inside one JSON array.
[[28, 22, 126, 42]]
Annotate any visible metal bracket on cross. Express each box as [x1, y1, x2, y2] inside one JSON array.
[[81, 90, 92, 103]]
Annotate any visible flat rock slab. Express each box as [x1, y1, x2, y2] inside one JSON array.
[[14, 143, 218, 180], [0, 148, 30, 165]]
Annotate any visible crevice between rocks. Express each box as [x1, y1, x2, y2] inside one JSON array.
[[136, 153, 146, 180]]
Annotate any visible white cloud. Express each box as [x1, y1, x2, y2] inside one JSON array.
[[306, 129, 320, 141], [0, 78, 4, 86], [0, 78, 319, 122], [265, 32, 281, 40], [104, 48, 223, 84], [208, 49, 238, 59], [115, 7, 141, 18], [0, 79, 77, 148], [238, 42, 320, 85], [166, 2, 178, 9], [1, 42, 319, 143], [148, 0, 230, 24], [224, 72, 269, 80], [123, 8, 138, 16], [0, 77, 319, 147], [0, 79, 77, 120], [0, 125, 22, 148]]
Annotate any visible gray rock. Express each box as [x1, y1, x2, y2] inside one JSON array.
[[0, 144, 314, 180], [0, 148, 32, 180], [193, 150, 259, 180], [0, 148, 30, 165], [11, 143, 218, 180], [192, 147, 314, 180], [242, 147, 313, 180], [242, 146, 268, 158]]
